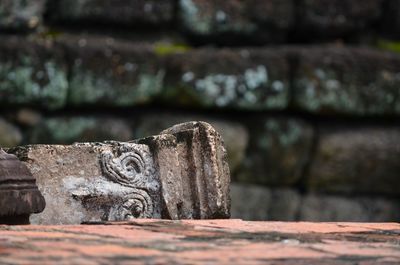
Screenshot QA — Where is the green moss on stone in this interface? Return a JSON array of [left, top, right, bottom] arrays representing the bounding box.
[[154, 43, 190, 56], [0, 59, 68, 109], [179, 65, 288, 110], [377, 39, 400, 54], [294, 67, 400, 115], [44, 118, 97, 143], [68, 68, 165, 106]]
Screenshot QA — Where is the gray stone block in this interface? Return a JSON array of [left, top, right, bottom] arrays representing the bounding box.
[[179, 0, 294, 44], [0, 0, 45, 31], [230, 183, 301, 221], [0, 37, 68, 110], [61, 36, 165, 107], [133, 113, 248, 174], [292, 47, 400, 115], [295, 0, 383, 40], [236, 117, 314, 186], [10, 122, 230, 224], [165, 48, 290, 110], [47, 0, 174, 25], [300, 194, 400, 222], [28, 116, 133, 144], [306, 125, 400, 195]]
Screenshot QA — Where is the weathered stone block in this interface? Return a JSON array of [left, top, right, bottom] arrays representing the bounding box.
[[0, 0, 44, 31], [10, 122, 230, 224], [47, 0, 174, 26], [0, 149, 45, 224], [133, 113, 248, 174], [0, 118, 22, 148], [179, 0, 294, 44], [28, 116, 133, 144], [231, 183, 400, 222], [300, 194, 400, 222], [230, 183, 300, 221], [295, 0, 383, 41], [62, 37, 165, 107], [306, 125, 400, 195], [292, 47, 400, 115], [0, 37, 68, 109], [236, 117, 314, 186], [165, 48, 290, 110]]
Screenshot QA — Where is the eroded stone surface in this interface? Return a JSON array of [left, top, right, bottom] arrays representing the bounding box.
[[292, 47, 400, 115], [236, 117, 314, 186], [179, 0, 294, 45], [0, 37, 68, 110], [10, 121, 230, 224], [165, 48, 290, 110], [307, 125, 400, 195]]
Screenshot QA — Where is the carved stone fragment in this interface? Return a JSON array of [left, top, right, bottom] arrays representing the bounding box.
[[0, 149, 45, 224], [9, 122, 230, 224]]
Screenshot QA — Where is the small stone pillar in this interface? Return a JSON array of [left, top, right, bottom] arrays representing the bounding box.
[[0, 149, 46, 224]]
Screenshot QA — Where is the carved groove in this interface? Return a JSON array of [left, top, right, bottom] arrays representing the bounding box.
[[108, 189, 153, 220], [100, 147, 154, 219]]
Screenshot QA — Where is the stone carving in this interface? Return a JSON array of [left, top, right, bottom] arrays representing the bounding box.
[[108, 190, 153, 220], [0, 149, 45, 224], [99, 145, 157, 219], [100, 145, 156, 188], [9, 121, 230, 224]]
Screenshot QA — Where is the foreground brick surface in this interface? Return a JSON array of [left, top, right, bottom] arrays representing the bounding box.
[[0, 220, 399, 264]]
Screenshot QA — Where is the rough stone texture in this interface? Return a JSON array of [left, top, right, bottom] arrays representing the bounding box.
[[10, 122, 230, 224], [165, 48, 289, 110], [0, 149, 45, 224], [48, 0, 174, 26], [307, 125, 400, 195], [0, 0, 44, 31], [294, 0, 383, 41], [28, 116, 133, 144], [0, 118, 22, 147], [134, 113, 248, 174], [0, 37, 68, 110], [141, 121, 230, 219], [231, 183, 400, 222], [292, 47, 400, 115], [300, 194, 400, 222], [0, 220, 399, 264], [236, 117, 314, 186], [179, 0, 294, 45], [230, 183, 300, 221], [61, 36, 165, 107]]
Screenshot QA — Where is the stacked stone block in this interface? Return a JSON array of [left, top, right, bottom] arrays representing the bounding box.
[[0, 0, 399, 221]]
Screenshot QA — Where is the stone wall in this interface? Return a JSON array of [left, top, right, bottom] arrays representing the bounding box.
[[1, 0, 399, 221]]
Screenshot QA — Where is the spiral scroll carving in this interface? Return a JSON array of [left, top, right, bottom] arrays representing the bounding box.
[[108, 189, 154, 220], [100, 145, 156, 219]]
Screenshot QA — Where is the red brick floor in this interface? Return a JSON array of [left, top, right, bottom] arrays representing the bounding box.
[[0, 219, 399, 264]]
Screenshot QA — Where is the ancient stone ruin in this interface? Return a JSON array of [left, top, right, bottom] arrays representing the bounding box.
[[8, 121, 230, 224], [0, 149, 45, 224]]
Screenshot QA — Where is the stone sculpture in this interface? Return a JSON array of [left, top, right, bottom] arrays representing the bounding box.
[[0, 149, 45, 224], [9, 122, 231, 224]]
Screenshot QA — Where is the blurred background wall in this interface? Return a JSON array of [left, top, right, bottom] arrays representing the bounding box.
[[0, 0, 399, 222]]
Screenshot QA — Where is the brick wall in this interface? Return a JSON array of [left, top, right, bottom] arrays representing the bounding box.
[[0, 0, 399, 221]]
